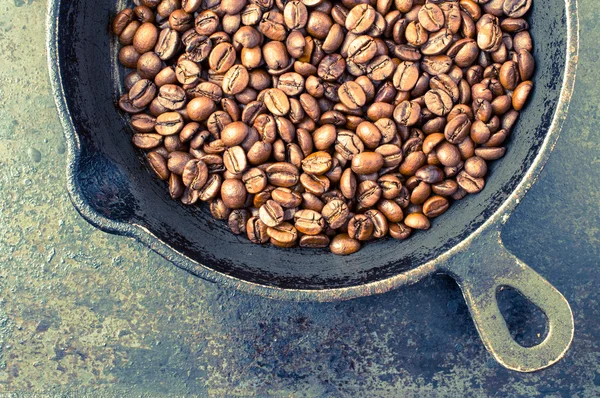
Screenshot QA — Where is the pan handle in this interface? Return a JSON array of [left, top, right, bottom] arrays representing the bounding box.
[[440, 226, 574, 372]]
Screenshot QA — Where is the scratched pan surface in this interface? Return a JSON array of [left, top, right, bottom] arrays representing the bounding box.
[[48, 0, 579, 372]]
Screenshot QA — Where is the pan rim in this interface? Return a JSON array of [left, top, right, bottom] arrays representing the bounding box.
[[46, 0, 580, 302]]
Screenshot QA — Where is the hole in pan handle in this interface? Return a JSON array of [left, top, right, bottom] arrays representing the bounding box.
[[439, 227, 574, 372]]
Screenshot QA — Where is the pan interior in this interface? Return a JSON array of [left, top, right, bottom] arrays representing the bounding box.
[[56, 0, 567, 289]]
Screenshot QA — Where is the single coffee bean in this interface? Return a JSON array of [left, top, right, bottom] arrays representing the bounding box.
[[155, 112, 184, 135], [351, 152, 384, 175], [221, 178, 247, 209], [267, 222, 298, 244], [422, 195, 449, 218], [393, 101, 421, 126], [186, 97, 217, 122], [356, 180, 382, 208], [418, 3, 445, 32], [259, 199, 285, 227], [147, 151, 170, 180], [389, 222, 412, 240], [133, 22, 159, 53], [346, 5, 376, 34], [182, 159, 209, 190], [228, 209, 250, 235], [170, 174, 186, 200], [266, 162, 300, 187], [456, 169, 485, 193], [347, 214, 374, 240], [247, 216, 269, 244], [210, 198, 231, 220], [444, 113, 471, 144], [263, 88, 291, 117], [294, 209, 325, 235], [222, 65, 250, 95], [299, 234, 330, 248], [321, 199, 349, 229], [512, 80, 533, 111], [301, 151, 332, 175], [404, 213, 430, 230], [330, 233, 360, 255]]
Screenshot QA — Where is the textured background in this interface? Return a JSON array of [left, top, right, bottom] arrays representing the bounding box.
[[0, 0, 599, 396]]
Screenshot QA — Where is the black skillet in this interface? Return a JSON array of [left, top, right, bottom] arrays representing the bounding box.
[[47, 0, 579, 372]]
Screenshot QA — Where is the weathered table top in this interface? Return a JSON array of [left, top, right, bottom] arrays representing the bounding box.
[[0, 0, 598, 396]]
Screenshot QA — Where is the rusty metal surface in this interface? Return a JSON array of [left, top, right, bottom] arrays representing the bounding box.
[[0, 0, 599, 395]]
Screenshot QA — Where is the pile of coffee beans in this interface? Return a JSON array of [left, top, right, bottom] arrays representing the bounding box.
[[113, 0, 535, 255]]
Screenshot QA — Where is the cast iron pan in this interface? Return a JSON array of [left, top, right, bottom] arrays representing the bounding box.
[[47, 0, 579, 372]]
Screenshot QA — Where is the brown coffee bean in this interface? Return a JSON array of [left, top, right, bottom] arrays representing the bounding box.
[[182, 159, 209, 190], [259, 199, 285, 227], [444, 113, 471, 144], [267, 222, 298, 244], [133, 22, 159, 53], [147, 151, 170, 180], [301, 151, 333, 175], [422, 195, 448, 218], [294, 209, 325, 235], [220, 178, 247, 209], [415, 165, 444, 184], [157, 84, 186, 110], [264, 88, 291, 117], [404, 213, 430, 230], [346, 214, 373, 240], [299, 234, 330, 248], [330, 233, 360, 255], [313, 124, 337, 150], [222, 65, 250, 95], [512, 80, 533, 111], [393, 61, 420, 92], [247, 216, 269, 244], [418, 3, 445, 32], [351, 152, 384, 175], [346, 5, 376, 34], [389, 222, 412, 240], [424, 89, 453, 116], [356, 180, 382, 208], [321, 199, 350, 229], [456, 170, 485, 193], [393, 101, 421, 126], [186, 97, 217, 122], [266, 162, 300, 187], [155, 112, 184, 135]]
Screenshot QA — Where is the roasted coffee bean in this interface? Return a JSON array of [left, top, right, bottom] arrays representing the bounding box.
[[404, 213, 430, 230], [389, 222, 412, 240], [221, 178, 247, 209], [394, 101, 421, 126], [418, 3, 445, 32], [186, 97, 217, 122], [299, 234, 330, 248], [155, 112, 184, 135], [356, 180, 382, 208], [259, 199, 285, 227], [182, 159, 209, 189], [321, 199, 349, 229], [351, 152, 384, 175], [347, 214, 373, 240], [330, 233, 360, 255], [294, 209, 325, 235], [266, 162, 300, 187], [346, 5, 376, 34], [338, 81, 367, 110], [512, 80, 533, 111], [247, 216, 269, 244], [267, 222, 298, 244]]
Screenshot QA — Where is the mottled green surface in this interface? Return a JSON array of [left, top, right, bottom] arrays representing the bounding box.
[[0, 0, 599, 395]]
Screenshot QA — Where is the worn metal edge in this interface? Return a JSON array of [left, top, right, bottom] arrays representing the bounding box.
[[46, 0, 579, 302]]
